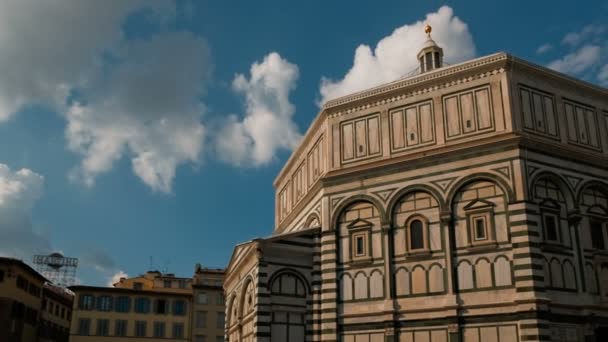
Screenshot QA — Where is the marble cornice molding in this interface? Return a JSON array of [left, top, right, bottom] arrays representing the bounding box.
[[323, 52, 509, 117]]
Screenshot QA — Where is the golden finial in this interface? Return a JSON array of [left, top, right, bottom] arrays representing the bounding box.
[[424, 23, 432, 37]]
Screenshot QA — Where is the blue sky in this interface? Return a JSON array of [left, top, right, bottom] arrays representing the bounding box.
[[0, 0, 606, 286]]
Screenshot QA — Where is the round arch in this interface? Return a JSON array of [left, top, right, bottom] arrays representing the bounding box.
[[304, 213, 321, 229], [446, 172, 515, 207], [528, 171, 576, 209], [386, 184, 447, 222], [576, 180, 608, 208], [237, 275, 255, 318], [266, 268, 311, 295], [331, 194, 387, 229]]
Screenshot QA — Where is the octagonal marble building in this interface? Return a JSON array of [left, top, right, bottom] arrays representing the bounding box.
[[224, 29, 608, 342]]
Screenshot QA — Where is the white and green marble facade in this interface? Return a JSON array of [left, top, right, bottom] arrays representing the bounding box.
[[224, 51, 608, 342]]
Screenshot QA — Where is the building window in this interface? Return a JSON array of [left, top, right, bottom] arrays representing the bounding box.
[[135, 321, 147, 337], [350, 230, 369, 259], [24, 307, 38, 326], [77, 318, 90, 335], [133, 282, 143, 290], [178, 279, 187, 288], [173, 299, 186, 316], [164, 280, 172, 288], [96, 319, 109, 336], [97, 296, 112, 311], [217, 294, 225, 305], [466, 208, 494, 246], [115, 320, 127, 336], [354, 234, 365, 256], [216, 312, 225, 329], [409, 219, 425, 250], [155, 299, 168, 314], [80, 295, 94, 310], [173, 323, 184, 338], [473, 216, 488, 240], [543, 212, 560, 242], [134, 297, 150, 313], [16, 276, 29, 290], [153, 322, 166, 337], [61, 307, 65, 318], [591, 219, 606, 250], [216, 336, 225, 342], [28, 283, 41, 297], [115, 296, 131, 313], [0, 269, 4, 282], [196, 311, 207, 328], [195, 335, 207, 342], [425, 52, 433, 71], [197, 292, 208, 304]]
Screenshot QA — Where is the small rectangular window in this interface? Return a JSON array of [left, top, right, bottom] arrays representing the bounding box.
[[96, 319, 109, 336], [0, 269, 4, 282], [474, 217, 487, 240], [197, 292, 208, 304], [196, 310, 207, 328], [135, 321, 147, 337], [544, 214, 559, 242], [409, 219, 425, 250], [155, 299, 168, 314], [173, 300, 186, 316], [590, 220, 605, 250], [133, 282, 143, 290], [115, 320, 128, 336], [164, 280, 172, 288], [77, 318, 90, 336], [153, 322, 166, 338], [173, 323, 184, 338], [355, 236, 365, 256], [216, 312, 225, 329]]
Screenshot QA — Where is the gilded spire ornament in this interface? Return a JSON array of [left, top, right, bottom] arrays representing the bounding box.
[[424, 23, 432, 38]]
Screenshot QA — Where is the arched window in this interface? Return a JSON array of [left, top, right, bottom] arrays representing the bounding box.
[[271, 273, 306, 297], [579, 186, 608, 251], [534, 178, 567, 244], [410, 220, 424, 250]]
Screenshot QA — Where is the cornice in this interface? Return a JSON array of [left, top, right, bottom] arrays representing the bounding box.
[[323, 52, 509, 114], [507, 55, 608, 98]]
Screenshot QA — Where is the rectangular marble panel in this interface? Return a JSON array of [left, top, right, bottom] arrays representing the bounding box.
[[419, 103, 434, 143], [532, 92, 545, 133], [391, 110, 405, 149], [544, 96, 557, 136], [355, 119, 367, 157], [342, 123, 354, 160], [368, 116, 380, 154], [460, 92, 475, 133], [445, 96, 460, 137], [475, 88, 492, 130], [406, 107, 419, 146], [521, 89, 534, 129]]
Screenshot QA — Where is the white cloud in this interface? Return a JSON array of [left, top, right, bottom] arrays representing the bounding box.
[[547, 45, 601, 75], [0, 164, 50, 259], [107, 270, 128, 287], [0, 0, 171, 122], [0, 1, 211, 193], [66, 32, 210, 193], [536, 43, 553, 54], [215, 52, 301, 166], [562, 24, 605, 47], [319, 6, 475, 104]]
